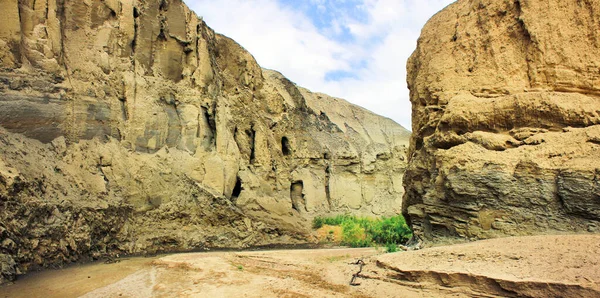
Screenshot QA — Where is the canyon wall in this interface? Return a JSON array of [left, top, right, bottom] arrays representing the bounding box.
[[0, 0, 410, 283], [404, 0, 600, 240]]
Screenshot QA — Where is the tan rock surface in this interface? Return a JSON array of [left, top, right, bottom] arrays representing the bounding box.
[[403, 0, 600, 240], [0, 0, 410, 283]]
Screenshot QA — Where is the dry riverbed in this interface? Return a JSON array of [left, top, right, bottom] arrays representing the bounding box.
[[1, 235, 599, 297]]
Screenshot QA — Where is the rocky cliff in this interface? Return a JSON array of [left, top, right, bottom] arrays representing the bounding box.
[[0, 0, 410, 283], [404, 0, 600, 240]]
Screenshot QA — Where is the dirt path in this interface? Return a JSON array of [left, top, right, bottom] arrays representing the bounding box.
[[1, 235, 599, 297]]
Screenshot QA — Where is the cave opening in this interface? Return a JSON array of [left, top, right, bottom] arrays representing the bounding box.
[[290, 180, 305, 212], [281, 136, 291, 156], [232, 176, 242, 199]]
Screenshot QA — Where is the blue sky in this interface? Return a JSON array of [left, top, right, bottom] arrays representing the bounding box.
[[186, 0, 455, 130], [280, 0, 368, 43]]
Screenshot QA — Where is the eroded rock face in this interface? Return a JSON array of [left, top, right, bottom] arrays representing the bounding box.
[[404, 0, 600, 240], [0, 0, 410, 283]]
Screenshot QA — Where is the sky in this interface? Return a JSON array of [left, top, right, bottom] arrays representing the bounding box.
[[185, 0, 455, 130]]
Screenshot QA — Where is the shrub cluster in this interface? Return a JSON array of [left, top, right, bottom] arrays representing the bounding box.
[[313, 214, 412, 249]]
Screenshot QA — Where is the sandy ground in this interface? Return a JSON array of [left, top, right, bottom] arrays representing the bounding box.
[[0, 248, 465, 298], [374, 234, 600, 297], [1, 235, 599, 297]]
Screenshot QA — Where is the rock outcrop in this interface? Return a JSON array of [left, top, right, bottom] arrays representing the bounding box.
[[404, 0, 600, 240], [372, 235, 600, 297], [0, 0, 410, 283]]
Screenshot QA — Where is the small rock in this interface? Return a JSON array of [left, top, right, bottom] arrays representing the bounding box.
[[9, 78, 23, 90], [1, 239, 16, 250], [0, 254, 17, 284]]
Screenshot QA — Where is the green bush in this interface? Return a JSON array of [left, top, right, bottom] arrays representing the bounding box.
[[341, 220, 371, 247], [313, 214, 358, 229], [313, 217, 325, 229], [367, 215, 412, 245], [313, 214, 412, 248], [385, 243, 398, 253]]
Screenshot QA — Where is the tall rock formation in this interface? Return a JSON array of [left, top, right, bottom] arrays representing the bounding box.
[[404, 0, 600, 240], [0, 0, 410, 283]]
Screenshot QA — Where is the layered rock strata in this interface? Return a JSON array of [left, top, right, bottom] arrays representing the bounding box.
[[0, 0, 410, 283], [404, 0, 600, 240]]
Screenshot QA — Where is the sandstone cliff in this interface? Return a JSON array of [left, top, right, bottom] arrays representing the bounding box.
[[0, 0, 410, 283], [404, 0, 600, 240]]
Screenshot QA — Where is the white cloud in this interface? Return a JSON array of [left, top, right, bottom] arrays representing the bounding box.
[[185, 0, 455, 130]]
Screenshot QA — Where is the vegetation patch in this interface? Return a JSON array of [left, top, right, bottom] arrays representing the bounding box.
[[315, 224, 343, 243], [312, 214, 412, 248]]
